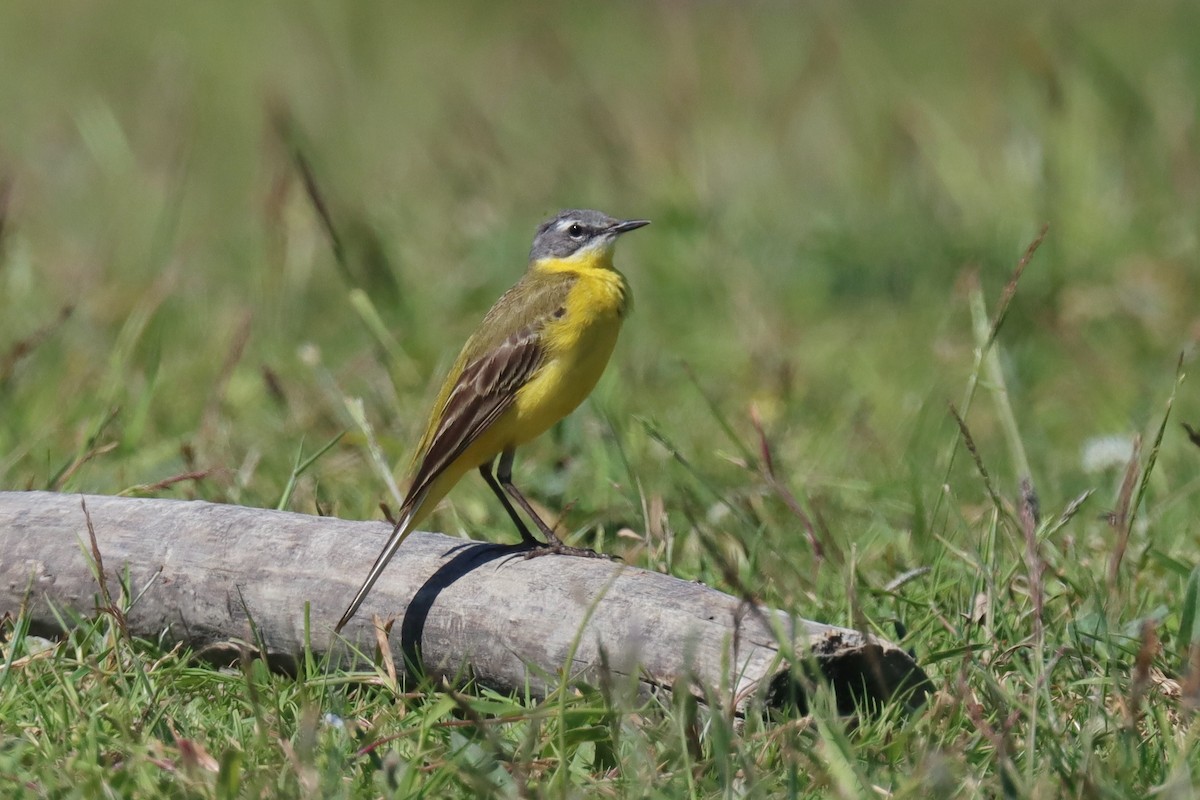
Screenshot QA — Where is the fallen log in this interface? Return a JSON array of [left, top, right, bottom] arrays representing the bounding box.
[[0, 491, 930, 714]]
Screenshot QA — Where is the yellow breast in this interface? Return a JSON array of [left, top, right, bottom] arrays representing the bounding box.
[[509, 260, 629, 446]]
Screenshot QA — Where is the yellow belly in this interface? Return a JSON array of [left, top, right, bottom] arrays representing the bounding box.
[[509, 314, 621, 443]]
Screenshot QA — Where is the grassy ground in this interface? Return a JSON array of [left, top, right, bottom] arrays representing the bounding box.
[[3, 1, 1200, 796]]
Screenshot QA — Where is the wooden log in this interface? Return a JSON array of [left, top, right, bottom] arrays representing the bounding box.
[[0, 491, 929, 714]]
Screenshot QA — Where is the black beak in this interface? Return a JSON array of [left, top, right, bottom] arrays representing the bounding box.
[[611, 218, 650, 234]]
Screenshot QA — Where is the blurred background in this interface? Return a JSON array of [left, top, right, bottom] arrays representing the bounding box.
[[1, 1, 1198, 599]]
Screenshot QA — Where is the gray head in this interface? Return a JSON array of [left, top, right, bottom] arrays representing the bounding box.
[[528, 209, 649, 263]]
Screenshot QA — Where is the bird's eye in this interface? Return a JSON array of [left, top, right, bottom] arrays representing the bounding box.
[[567, 223, 585, 238]]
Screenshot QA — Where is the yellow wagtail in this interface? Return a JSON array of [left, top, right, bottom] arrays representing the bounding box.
[[335, 209, 649, 631]]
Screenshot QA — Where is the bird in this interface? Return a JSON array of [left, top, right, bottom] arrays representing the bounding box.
[[335, 209, 649, 632]]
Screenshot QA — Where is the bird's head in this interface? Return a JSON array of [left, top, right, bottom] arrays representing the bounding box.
[[528, 209, 649, 267]]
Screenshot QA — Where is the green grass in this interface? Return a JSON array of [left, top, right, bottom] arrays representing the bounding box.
[[3, 0, 1200, 796]]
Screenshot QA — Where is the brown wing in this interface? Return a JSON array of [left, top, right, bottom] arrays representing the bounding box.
[[404, 323, 544, 503]]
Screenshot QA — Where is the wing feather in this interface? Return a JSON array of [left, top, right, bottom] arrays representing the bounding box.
[[404, 324, 541, 500]]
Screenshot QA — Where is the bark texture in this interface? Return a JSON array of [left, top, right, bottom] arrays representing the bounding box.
[[0, 491, 930, 714]]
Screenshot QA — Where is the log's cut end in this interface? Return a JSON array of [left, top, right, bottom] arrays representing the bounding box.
[[0, 492, 932, 718], [764, 629, 932, 715]]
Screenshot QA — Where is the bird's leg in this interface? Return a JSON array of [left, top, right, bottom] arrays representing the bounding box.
[[479, 458, 540, 546], [495, 449, 611, 560], [494, 449, 563, 545]]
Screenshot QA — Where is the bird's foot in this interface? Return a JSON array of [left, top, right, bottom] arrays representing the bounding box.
[[522, 542, 618, 561]]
